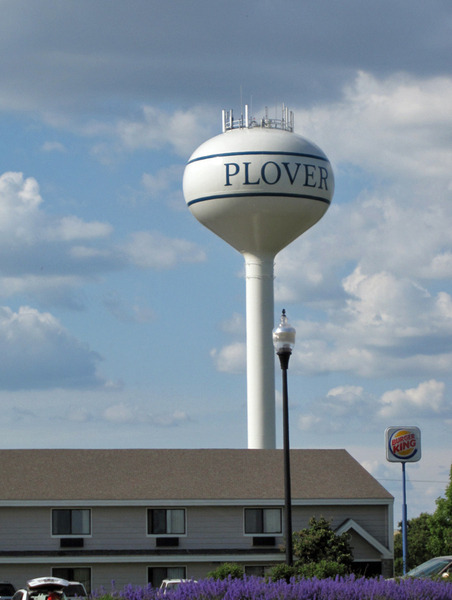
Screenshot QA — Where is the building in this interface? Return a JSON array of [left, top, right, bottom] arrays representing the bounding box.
[[0, 449, 393, 590]]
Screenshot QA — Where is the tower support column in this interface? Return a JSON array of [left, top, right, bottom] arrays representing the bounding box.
[[244, 253, 276, 449]]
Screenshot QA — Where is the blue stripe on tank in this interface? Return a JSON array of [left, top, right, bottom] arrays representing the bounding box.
[[187, 150, 329, 164], [187, 192, 331, 207]]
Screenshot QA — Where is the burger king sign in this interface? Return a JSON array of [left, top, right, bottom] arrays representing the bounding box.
[[385, 426, 421, 463]]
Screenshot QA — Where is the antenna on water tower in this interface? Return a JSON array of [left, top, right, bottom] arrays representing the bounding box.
[[183, 105, 334, 449]]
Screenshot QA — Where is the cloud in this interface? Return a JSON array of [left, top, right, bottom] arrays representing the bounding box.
[[122, 231, 206, 269], [103, 290, 155, 323], [115, 105, 217, 157], [294, 71, 452, 181], [219, 312, 246, 336], [210, 342, 246, 373], [41, 141, 66, 153], [288, 265, 452, 379], [46, 215, 112, 242], [0, 172, 208, 309], [0, 171, 113, 261], [103, 402, 138, 424], [298, 385, 374, 433], [269, 73, 452, 382], [0, 1, 450, 120], [103, 403, 190, 427], [141, 165, 184, 199], [297, 379, 451, 437], [378, 379, 448, 419], [0, 305, 103, 390]]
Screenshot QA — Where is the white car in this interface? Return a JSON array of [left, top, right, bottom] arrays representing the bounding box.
[[64, 583, 87, 600], [159, 580, 195, 594], [12, 577, 69, 600]]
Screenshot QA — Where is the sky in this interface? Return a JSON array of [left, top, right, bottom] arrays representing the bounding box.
[[0, 0, 451, 527]]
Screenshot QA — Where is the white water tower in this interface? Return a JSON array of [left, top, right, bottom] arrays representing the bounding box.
[[183, 106, 334, 449]]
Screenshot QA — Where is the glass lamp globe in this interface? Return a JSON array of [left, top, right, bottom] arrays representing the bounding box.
[[272, 309, 296, 355]]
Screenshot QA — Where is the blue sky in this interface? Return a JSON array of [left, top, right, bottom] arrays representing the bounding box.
[[1, 0, 451, 526]]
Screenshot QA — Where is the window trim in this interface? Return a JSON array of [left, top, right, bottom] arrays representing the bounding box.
[[51, 508, 92, 538], [146, 507, 187, 537], [243, 507, 282, 536]]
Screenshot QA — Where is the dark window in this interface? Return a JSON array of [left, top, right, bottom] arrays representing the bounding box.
[[148, 566, 186, 587], [147, 509, 185, 535], [52, 509, 90, 535], [244, 508, 281, 534], [245, 565, 266, 577], [0, 585, 15, 596], [52, 567, 91, 593]]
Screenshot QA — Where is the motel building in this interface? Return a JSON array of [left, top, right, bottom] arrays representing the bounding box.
[[0, 448, 393, 591]]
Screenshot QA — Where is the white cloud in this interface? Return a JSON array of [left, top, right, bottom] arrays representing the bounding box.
[[210, 342, 246, 373], [103, 402, 137, 424], [0, 172, 113, 246], [0, 305, 103, 390], [294, 71, 452, 181], [298, 414, 321, 431], [141, 165, 184, 199], [378, 379, 448, 419], [290, 266, 452, 378], [41, 141, 66, 153], [219, 312, 246, 336], [46, 215, 112, 242], [103, 403, 190, 428], [103, 290, 155, 323], [122, 230, 206, 269], [0, 172, 43, 242], [115, 105, 217, 157]]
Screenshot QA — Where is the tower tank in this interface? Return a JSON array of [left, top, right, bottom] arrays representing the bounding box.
[[183, 106, 334, 449]]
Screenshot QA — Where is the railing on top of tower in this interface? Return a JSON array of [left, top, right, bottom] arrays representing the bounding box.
[[222, 104, 294, 133]]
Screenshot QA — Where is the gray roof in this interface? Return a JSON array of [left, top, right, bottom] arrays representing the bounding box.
[[0, 449, 392, 502]]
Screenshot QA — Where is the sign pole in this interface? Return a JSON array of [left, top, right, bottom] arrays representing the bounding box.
[[402, 461, 408, 575], [385, 426, 421, 577]]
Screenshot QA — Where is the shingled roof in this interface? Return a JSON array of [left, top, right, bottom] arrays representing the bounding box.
[[0, 449, 392, 502]]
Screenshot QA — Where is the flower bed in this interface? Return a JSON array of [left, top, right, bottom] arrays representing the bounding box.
[[99, 575, 452, 600]]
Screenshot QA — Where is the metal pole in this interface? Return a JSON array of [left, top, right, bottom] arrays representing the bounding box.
[[279, 350, 293, 566], [402, 462, 408, 575]]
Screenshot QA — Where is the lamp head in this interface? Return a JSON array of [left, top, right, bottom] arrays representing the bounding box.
[[273, 309, 296, 355]]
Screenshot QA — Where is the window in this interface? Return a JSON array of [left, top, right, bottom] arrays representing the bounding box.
[[245, 565, 266, 577], [52, 509, 91, 536], [147, 509, 185, 535], [244, 508, 281, 534], [148, 566, 186, 587], [52, 568, 91, 594]]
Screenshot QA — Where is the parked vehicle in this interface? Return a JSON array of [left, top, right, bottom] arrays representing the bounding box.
[[12, 577, 69, 600], [0, 583, 15, 600], [405, 556, 452, 579], [159, 580, 195, 594], [64, 583, 87, 600]]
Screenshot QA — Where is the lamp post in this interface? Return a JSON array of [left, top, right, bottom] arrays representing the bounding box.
[[273, 309, 296, 566]]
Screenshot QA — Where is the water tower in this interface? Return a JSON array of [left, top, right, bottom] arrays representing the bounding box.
[[183, 106, 334, 449]]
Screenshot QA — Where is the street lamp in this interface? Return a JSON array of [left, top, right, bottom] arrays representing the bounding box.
[[273, 309, 296, 566]]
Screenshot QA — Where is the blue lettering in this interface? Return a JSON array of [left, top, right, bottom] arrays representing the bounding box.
[[304, 164, 316, 187], [243, 162, 260, 185], [261, 161, 281, 185], [318, 166, 328, 190], [225, 163, 239, 186], [224, 160, 329, 189], [281, 162, 301, 185]]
